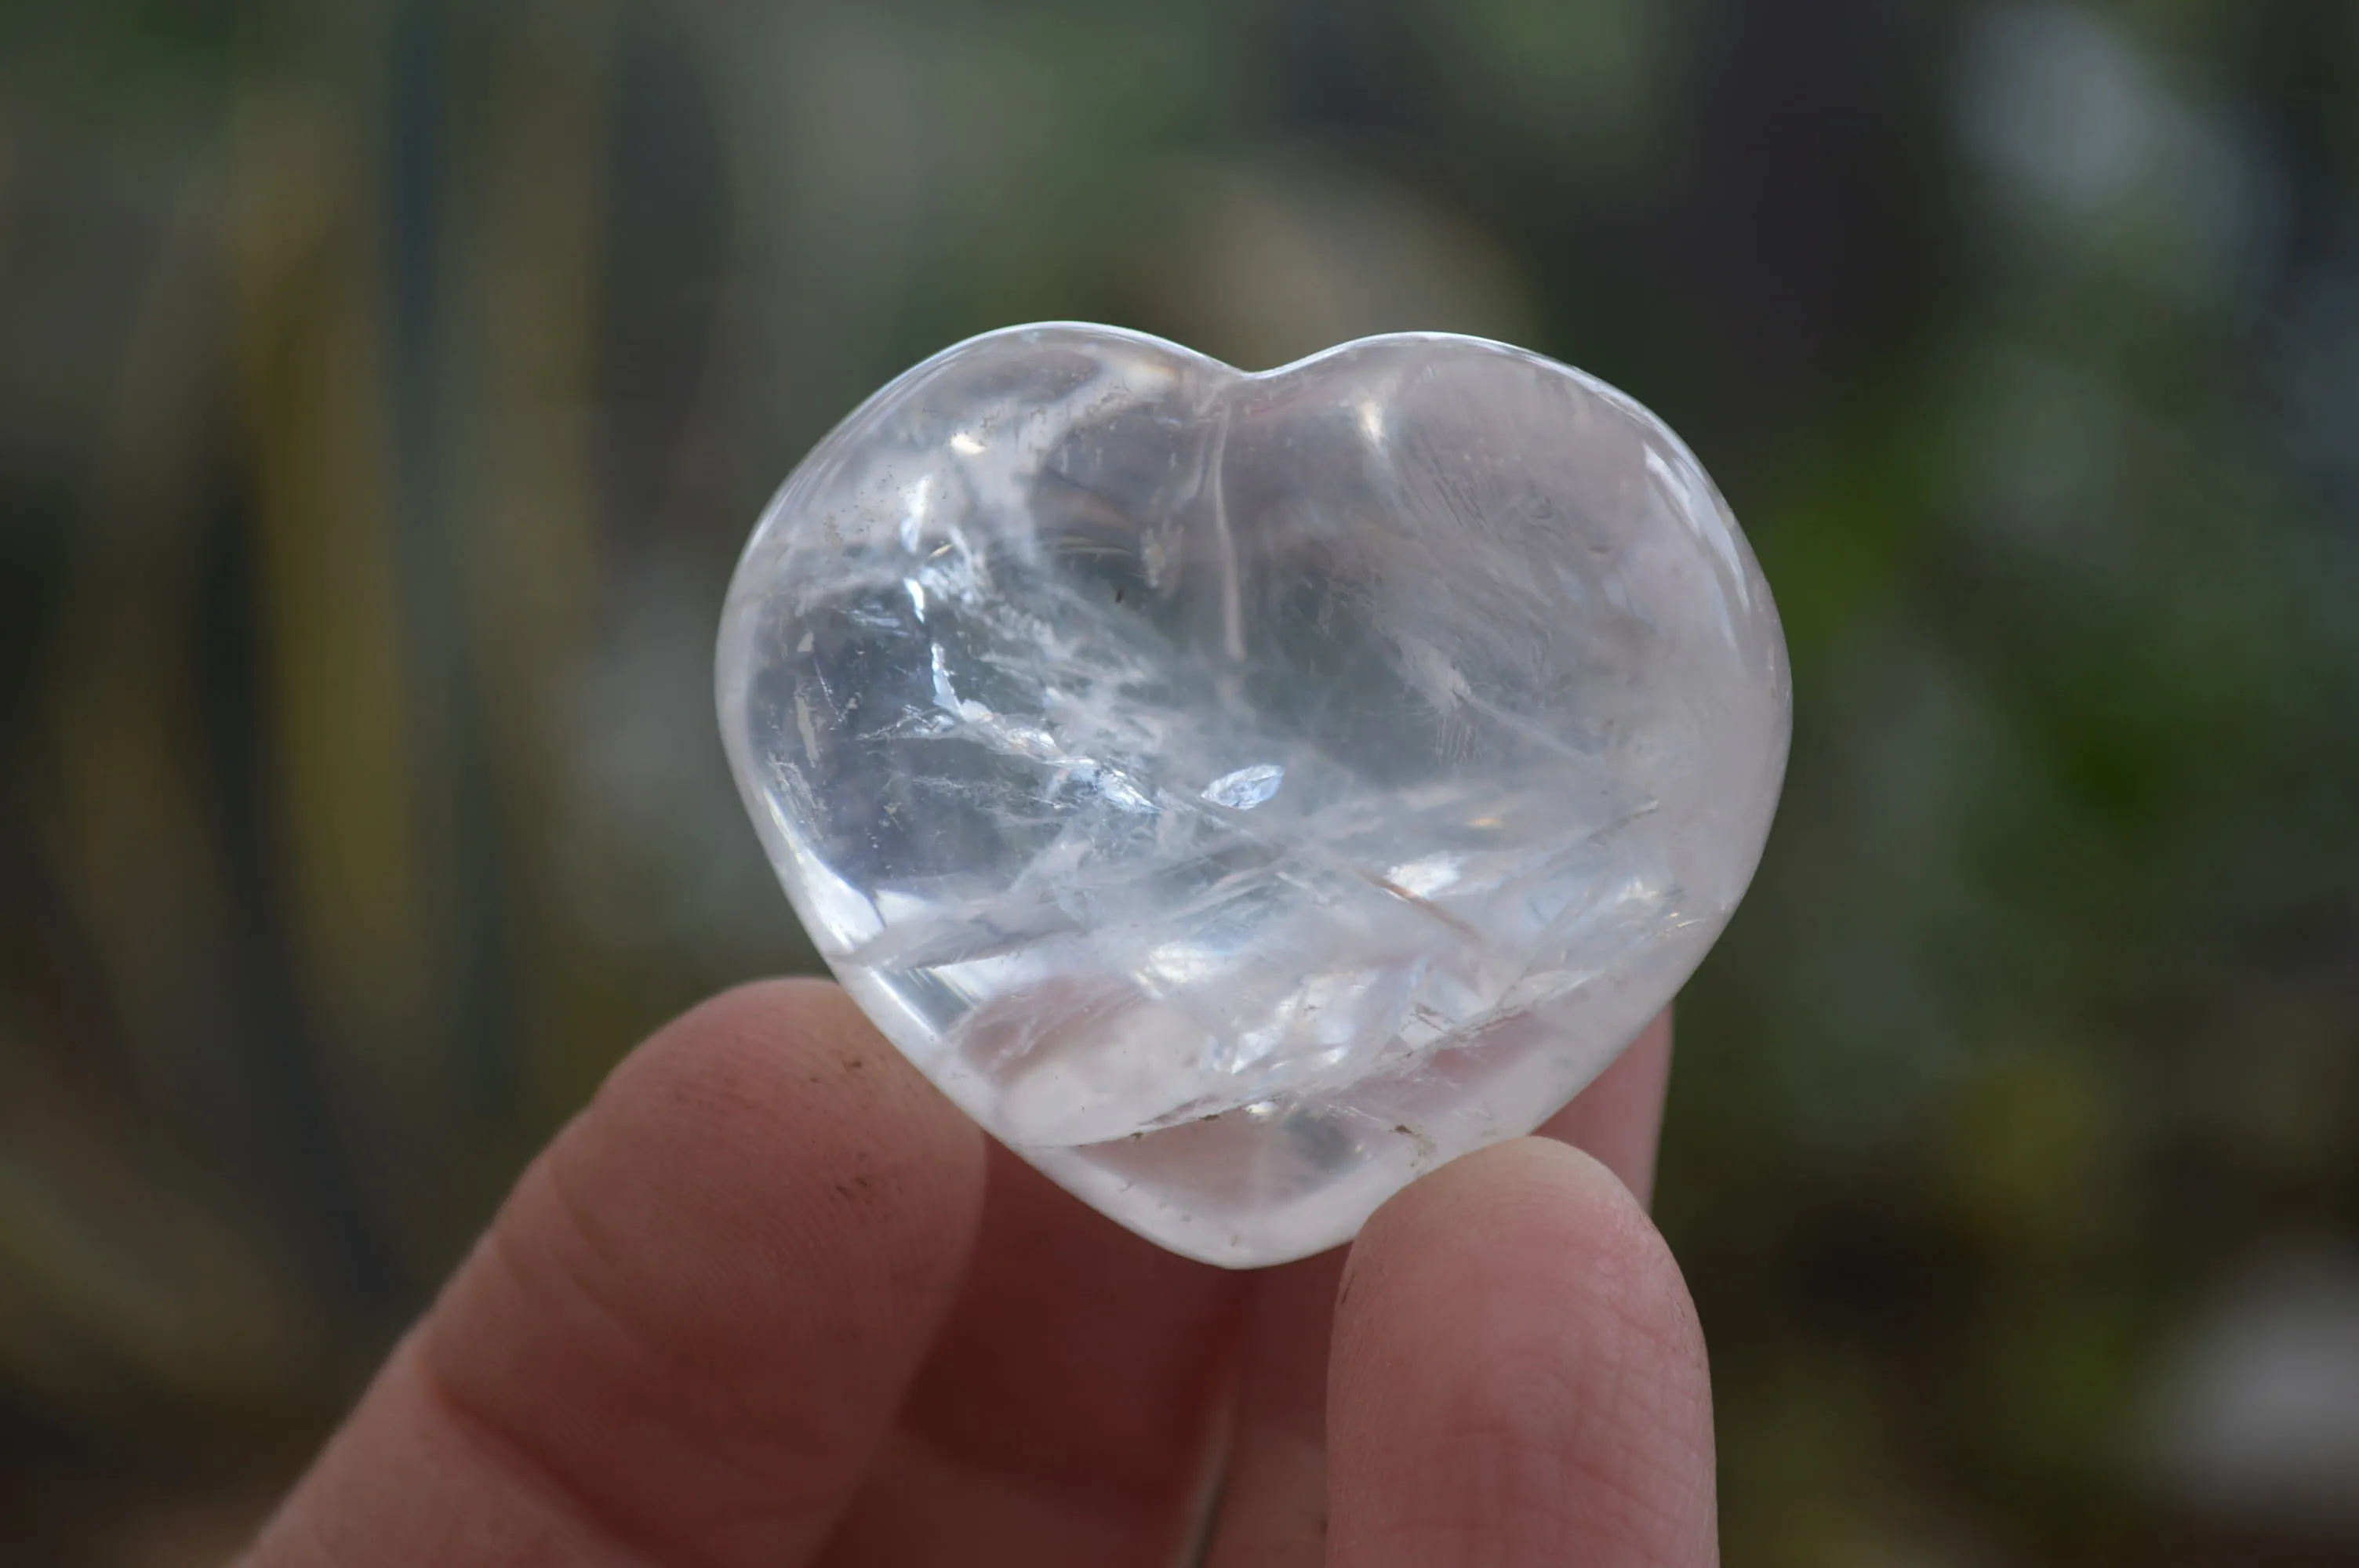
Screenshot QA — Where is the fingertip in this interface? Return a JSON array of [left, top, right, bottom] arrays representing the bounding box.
[[1329, 1138, 1717, 1568]]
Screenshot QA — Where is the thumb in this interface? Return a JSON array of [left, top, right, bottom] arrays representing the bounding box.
[[1327, 1137, 1718, 1567]]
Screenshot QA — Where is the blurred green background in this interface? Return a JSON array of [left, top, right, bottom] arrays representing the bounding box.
[[5, 1, 2357, 1563]]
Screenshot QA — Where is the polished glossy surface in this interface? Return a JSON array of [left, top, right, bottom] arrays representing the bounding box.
[[718, 324, 1788, 1265]]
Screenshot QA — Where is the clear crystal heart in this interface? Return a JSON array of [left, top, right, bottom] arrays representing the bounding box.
[[718, 325, 1789, 1266]]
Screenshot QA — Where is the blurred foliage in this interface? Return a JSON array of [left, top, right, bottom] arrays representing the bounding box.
[[3, 1, 2357, 1563]]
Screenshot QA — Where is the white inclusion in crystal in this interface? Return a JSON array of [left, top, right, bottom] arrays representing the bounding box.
[[1202, 763, 1285, 809], [950, 430, 986, 456], [1142, 936, 1227, 993], [918, 524, 988, 609], [871, 887, 936, 927], [1092, 768, 1158, 814], [1222, 968, 1393, 1076], [1384, 851, 1463, 898], [794, 689, 821, 762], [898, 473, 936, 552], [906, 577, 928, 619], [929, 643, 987, 722], [1396, 633, 1472, 713]]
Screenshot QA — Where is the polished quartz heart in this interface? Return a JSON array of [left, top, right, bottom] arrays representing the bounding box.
[[718, 325, 1788, 1266]]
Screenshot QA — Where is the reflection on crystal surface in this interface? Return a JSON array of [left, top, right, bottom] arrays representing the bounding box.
[[718, 324, 1789, 1265]]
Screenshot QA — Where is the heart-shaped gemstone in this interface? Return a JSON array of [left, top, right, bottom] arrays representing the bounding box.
[[718, 325, 1788, 1266]]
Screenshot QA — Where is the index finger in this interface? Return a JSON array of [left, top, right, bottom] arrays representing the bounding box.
[[243, 979, 985, 1568]]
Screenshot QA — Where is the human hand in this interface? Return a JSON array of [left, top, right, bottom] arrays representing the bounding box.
[[242, 981, 1714, 1566]]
